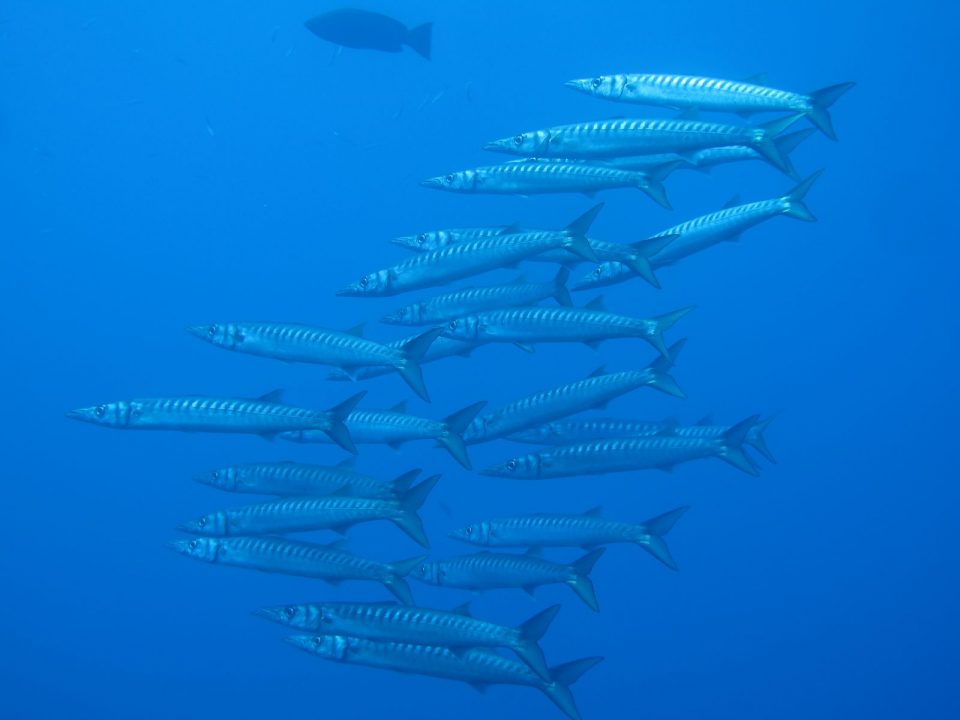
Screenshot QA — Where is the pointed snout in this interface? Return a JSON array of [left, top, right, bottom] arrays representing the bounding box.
[[65, 407, 96, 423], [336, 282, 364, 297], [185, 325, 209, 340], [419, 176, 445, 189], [564, 78, 591, 92], [391, 235, 419, 249], [166, 539, 192, 554], [283, 635, 315, 651], [483, 138, 511, 153], [252, 607, 284, 624]]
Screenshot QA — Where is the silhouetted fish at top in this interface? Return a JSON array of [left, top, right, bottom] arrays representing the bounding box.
[[305, 9, 432, 60]]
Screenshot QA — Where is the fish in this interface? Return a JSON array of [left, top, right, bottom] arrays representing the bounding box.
[[450, 506, 689, 570], [304, 9, 432, 60], [279, 400, 487, 470], [381, 267, 573, 326], [193, 460, 422, 499], [421, 158, 674, 208], [185, 322, 442, 403], [167, 536, 424, 605], [484, 115, 803, 176], [393, 225, 528, 252], [463, 339, 686, 445], [256, 601, 560, 682], [575, 170, 823, 291], [66, 389, 365, 453], [507, 415, 777, 463], [481, 415, 762, 479], [336, 205, 601, 297], [442, 297, 694, 359], [565, 73, 855, 140], [327, 334, 479, 382], [412, 548, 606, 611], [285, 635, 601, 720], [684, 128, 816, 180], [178, 475, 440, 548]]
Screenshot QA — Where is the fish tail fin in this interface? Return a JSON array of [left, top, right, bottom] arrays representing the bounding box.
[[541, 657, 604, 720], [637, 505, 690, 570], [624, 232, 678, 289], [405, 22, 432, 60], [396, 327, 443, 402], [512, 604, 561, 681], [773, 128, 816, 180], [637, 175, 672, 210], [323, 391, 366, 455], [754, 113, 804, 175], [807, 82, 855, 140], [553, 267, 573, 306], [567, 548, 605, 611], [438, 401, 487, 469], [781, 169, 824, 222], [646, 306, 695, 359], [384, 555, 428, 605], [645, 338, 686, 398], [392, 474, 441, 548], [389, 468, 422, 494], [562, 203, 602, 262], [749, 416, 778, 464], [719, 415, 762, 476]]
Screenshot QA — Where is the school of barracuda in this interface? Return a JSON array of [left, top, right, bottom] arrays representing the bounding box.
[[67, 68, 852, 719]]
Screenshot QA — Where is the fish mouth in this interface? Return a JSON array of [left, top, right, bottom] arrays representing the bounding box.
[[65, 407, 96, 423], [252, 607, 284, 623], [483, 138, 511, 153], [391, 236, 420, 249], [336, 282, 365, 297], [477, 465, 507, 477], [419, 176, 445, 189], [166, 539, 192, 554], [175, 522, 201, 534], [380, 312, 407, 325], [184, 325, 209, 339], [564, 78, 586, 90], [283, 635, 316, 651]]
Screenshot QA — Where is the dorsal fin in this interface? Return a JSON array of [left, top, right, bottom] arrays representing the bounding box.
[[500, 223, 524, 235], [659, 417, 681, 435], [335, 458, 356, 470], [676, 108, 700, 121], [525, 546, 542, 557], [323, 539, 350, 552], [582, 506, 604, 517], [256, 389, 284, 404], [584, 295, 606, 311], [510, 273, 528, 285], [721, 194, 742, 210], [588, 366, 606, 379], [389, 400, 409, 414], [743, 72, 768, 85], [345, 323, 365, 337], [696, 413, 715, 426], [450, 602, 472, 617]]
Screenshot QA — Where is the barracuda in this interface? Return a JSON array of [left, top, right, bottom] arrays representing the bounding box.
[[463, 339, 685, 445], [565, 73, 855, 140], [66, 389, 365, 453], [193, 460, 421, 499], [482, 415, 762, 479], [186, 322, 442, 402], [575, 170, 822, 291], [485, 115, 803, 176], [393, 225, 527, 252], [442, 299, 693, 359], [337, 205, 601, 298], [412, 548, 606, 611], [285, 635, 601, 720], [179, 475, 440, 547], [167, 536, 424, 605], [451, 506, 688, 570], [421, 158, 673, 208], [327, 334, 479, 382], [256, 601, 560, 681], [279, 400, 487, 470], [382, 268, 572, 326], [507, 414, 776, 463]]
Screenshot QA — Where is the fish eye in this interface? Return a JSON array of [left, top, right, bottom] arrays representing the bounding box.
[[359, 276, 369, 287], [514, 134, 525, 146], [198, 517, 206, 528], [285, 606, 297, 618], [419, 564, 428, 575], [417, 234, 426, 244], [592, 77, 602, 89], [445, 174, 455, 184], [507, 460, 517, 471], [465, 526, 473, 535], [447, 320, 457, 330], [312, 637, 322, 647], [188, 540, 198, 550], [95, 405, 106, 418], [211, 471, 219, 480], [208, 324, 217, 337], [594, 267, 603, 277]]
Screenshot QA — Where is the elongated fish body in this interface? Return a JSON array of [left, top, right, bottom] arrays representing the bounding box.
[[194, 461, 413, 499], [421, 159, 670, 208], [464, 343, 684, 445], [450, 506, 689, 571], [484, 416, 762, 479], [167, 536, 424, 604], [382, 270, 571, 326], [575, 171, 823, 291], [285, 636, 602, 720], [393, 226, 524, 252], [565, 74, 855, 139], [328, 335, 478, 382], [258, 601, 560, 681], [443, 305, 692, 358]]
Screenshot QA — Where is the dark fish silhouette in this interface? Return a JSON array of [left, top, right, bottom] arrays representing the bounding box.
[[305, 9, 432, 60]]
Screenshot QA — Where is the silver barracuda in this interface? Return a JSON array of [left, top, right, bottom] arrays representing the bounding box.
[[451, 506, 688, 570], [685, 128, 815, 179], [382, 268, 573, 326], [421, 158, 673, 208], [186, 322, 442, 402], [193, 460, 422, 499], [412, 548, 606, 611], [565, 73, 855, 140], [256, 601, 560, 681], [337, 206, 601, 298], [463, 340, 686, 445], [279, 400, 487, 470], [178, 475, 440, 548], [328, 333, 480, 382], [167, 536, 424, 605], [393, 225, 528, 252], [441, 298, 693, 359], [285, 635, 601, 720], [575, 170, 823, 291], [484, 115, 803, 176], [482, 415, 762, 479], [507, 414, 776, 463], [66, 389, 365, 453]]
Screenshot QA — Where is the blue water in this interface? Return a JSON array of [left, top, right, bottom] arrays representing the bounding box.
[[3, 1, 957, 718]]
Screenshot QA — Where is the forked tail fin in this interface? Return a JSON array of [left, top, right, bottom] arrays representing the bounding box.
[[807, 82, 856, 140], [566, 548, 606, 611], [384, 555, 428, 605], [404, 22, 433, 60], [540, 656, 604, 720], [781, 169, 824, 222], [645, 338, 687, 399], [718, 416, 762, 476], [392, 475, 441, 548], [323, 391, 366, 454], [512, 604, 561, 682], [396, 327, 444, 402], [637, 505, 690, 570], [753, 113, 804, 176], [644, 306, 695, 359], [438, 401, 487, 469]]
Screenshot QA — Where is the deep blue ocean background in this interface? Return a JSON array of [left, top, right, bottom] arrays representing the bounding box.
[[3, 1, 957, 718]]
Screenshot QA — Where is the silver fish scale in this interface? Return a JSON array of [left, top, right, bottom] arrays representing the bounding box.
[[242, 323, 400, 360], [397, 232, 563, 272], [619, 74, 807, 109], [479, 306, 641, 332], [332, 604, 513, 642], [443, 552, 569, 582], [218, 537, 387, 577], [561, 117, 750, 138], [486, 160, 641, 182]]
